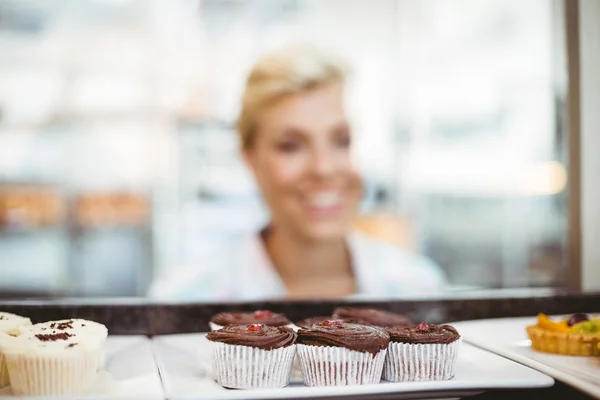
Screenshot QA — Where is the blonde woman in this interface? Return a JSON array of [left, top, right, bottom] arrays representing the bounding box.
[[151, 46, 446, 301]]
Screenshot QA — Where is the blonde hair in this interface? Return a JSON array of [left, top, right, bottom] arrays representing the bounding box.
[[237, 45, 348, 149]]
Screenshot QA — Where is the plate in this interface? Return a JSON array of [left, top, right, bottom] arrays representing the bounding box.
[[0, 336, 163, 400], [152, 333, 553, 400], [453, 316, 600, 399]]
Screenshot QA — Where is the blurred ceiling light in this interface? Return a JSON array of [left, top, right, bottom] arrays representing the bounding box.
[[518, 161, 567, 196]]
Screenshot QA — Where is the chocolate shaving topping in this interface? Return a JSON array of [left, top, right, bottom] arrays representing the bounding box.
[[50, 320, 74, 330], [67, 343, 78, 348], [35, 332, 73, 342], [0, 316, 5, 320]]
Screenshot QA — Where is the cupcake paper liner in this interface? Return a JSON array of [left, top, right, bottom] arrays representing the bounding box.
[[0, 353, 8, 389], [383, 339, 460, 382], [296, 344, 387, 386], [290, 354, 303, 380], [3, 348, 102, 396], [526, 325, 600, 356], [211, 342, 296, 389]]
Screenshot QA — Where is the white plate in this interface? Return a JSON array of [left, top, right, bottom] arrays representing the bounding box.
[[0, 336, 163, 400], [152, 333, 553, 400], [453, 316, 600, 399]]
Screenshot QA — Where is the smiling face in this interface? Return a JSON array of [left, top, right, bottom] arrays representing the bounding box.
[[244, 83, 361, 242]]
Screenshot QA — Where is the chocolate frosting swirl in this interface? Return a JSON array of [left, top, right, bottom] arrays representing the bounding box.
[[210, 311, 290, 327], [386, 323, 460, 344], [206, 325, 297, 350], [333, 307, 412, 327], [297, 321, 389, 355], [296, 315, 382, 328], [295, 316, 331, 329]]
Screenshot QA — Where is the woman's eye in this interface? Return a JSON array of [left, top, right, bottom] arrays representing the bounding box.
[[336, 134, 351, 148], [277, 141, 301, 152]]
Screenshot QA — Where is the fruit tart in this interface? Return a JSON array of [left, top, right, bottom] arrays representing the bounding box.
[[526, 313, 600, 356]]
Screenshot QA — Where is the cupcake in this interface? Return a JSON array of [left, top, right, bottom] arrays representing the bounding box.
[[332, 307, 412, 327], [383, 322, 460, 382], [0, 321, 105, 396], [296, 320, 389, 386], [206, 324, 297, 389], [526, 313, 600, 356], [209, 310, 291, 331], [0, 312, 32, 388]]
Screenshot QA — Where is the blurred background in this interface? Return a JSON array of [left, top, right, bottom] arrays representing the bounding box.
[[0, 0, 568, 297]]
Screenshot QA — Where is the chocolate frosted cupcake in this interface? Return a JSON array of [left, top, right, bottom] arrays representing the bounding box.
[[296, 320, 389, 386], [333, 307, 412, 327], [383, 322, 460, 382], [209, 310, 291, 331], [207, 324, 297, 389]]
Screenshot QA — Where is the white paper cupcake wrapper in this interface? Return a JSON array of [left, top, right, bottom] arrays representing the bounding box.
[[4, 349, 102, 396], [0, 353, 8, 389], [296, 344, 387, 386], [383, 339, 461, 382], [290, 354, 303, 380], [211, 342, 296, 389]]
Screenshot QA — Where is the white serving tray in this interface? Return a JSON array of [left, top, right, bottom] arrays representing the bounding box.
[[152, 333, 553, 400], [0, 336, 163, 400], [453, 316, 600, 399]]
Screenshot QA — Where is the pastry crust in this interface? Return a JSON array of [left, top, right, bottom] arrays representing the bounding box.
[[526, 325, 600, 356]]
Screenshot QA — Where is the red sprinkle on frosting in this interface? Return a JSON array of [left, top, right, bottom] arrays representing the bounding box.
[[248, 324, 263, 332], [416, 322, 429, 331]]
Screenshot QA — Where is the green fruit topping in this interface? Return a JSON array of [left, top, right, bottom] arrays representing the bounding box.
[[571, 318, 600, 334]]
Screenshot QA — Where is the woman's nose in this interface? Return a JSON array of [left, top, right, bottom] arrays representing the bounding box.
[[309, 148, 336, 178]]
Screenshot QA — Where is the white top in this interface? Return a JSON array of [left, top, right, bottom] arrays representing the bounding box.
[[22, 319, 108, 343], [0, 320, 105, 355], [151, 232, 446, 301]]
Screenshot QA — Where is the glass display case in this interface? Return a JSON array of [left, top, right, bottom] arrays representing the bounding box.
[[0, 0, 568, 296]]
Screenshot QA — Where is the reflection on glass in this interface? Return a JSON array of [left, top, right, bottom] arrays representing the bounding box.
[[0, 0, 567, 299]]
